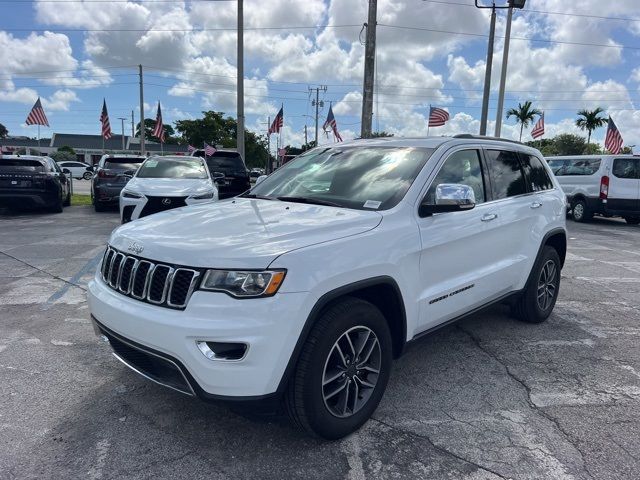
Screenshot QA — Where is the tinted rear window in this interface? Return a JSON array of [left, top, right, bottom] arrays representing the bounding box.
[[522, 155, 554, 191], [0, 159, 45, 172], [551, 158, 601, 176], [206, 154, 246, 174], [485, 150, 527, 199], [612, 158, 639, 179], [104, 157, 145, 170]]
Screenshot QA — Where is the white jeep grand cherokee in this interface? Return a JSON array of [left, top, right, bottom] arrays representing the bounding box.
[[88, 136, 567, 439]]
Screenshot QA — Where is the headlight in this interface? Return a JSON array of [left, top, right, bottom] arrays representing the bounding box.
[[200, 269, 286, 298], [192, 191, 214, 200], [122, 190, 142, 199]]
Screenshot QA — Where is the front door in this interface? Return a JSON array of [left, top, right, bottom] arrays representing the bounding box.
[[416, 148, 509, 331], [608, 158, 640, 214]]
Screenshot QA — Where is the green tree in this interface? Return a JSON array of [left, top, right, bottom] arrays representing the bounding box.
[[575, 107, 607, 146], [506, 101, 542, 142], [583, 142, 603, 154], [0, 123, 8, 138], [370, 131, 394, 138], [57, 145, 76, 155], [174, 111, 270, 169], [51, 151, 77, 163], [552, 134, 588, 156], [136, 118, 178, 144]]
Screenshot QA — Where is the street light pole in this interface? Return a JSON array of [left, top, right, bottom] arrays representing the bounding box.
[[494, 5, 513, 138], [118, 117, 126, 150], [479, 2, 496, 136]]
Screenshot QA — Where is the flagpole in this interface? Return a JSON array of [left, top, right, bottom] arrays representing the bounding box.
[[427, 104, 431, 137], [37, 125, 41, 150]]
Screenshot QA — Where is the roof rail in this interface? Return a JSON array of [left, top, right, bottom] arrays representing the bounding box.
[[453, 134, 525, 146]]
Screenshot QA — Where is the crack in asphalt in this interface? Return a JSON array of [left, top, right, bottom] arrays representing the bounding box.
[[457, 324, 596, 480], [0, 249, 88, 292], [370, 417, 507, 479]]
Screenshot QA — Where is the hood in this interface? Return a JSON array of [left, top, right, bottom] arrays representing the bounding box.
[[124, 177, 214, 196], [109, 198, 382, 268]]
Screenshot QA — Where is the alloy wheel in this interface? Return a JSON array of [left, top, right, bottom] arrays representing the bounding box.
[[322, 326, 381, 418], [537, 259, 557, 311]]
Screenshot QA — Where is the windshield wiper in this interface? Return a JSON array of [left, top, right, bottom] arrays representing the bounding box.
[[239, 193, 273, 200], [276, 196, 343, 207]]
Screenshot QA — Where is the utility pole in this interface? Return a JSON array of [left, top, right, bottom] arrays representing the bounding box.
[[138, 64, 145, 155], [360, 0, 377, 139], [118, 117, 126, 151], [266, 116, 270, 173], [131, 110, 135, 139], [304, 125, 308, 146], [236, 0, 245, 160], [310, 85, 327, 146]]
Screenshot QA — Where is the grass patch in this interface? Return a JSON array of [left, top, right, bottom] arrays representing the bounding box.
[[71, 194, 93, 206]]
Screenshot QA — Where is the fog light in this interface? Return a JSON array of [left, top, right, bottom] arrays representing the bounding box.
[[196, 341, 247, 361]]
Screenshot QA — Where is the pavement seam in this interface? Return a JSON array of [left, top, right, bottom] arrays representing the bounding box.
[[457, 324, 596, 480], [0, 249, 88, 292], [369, 417, 507, 479]]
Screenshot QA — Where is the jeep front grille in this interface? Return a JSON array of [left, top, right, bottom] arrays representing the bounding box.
[[101, 246, 201, 309]]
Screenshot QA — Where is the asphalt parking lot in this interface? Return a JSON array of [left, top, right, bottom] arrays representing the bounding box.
[[1, 206, 639, 480]]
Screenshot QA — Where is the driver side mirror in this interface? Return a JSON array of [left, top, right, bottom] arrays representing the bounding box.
[[62, 168, 71, 175], [212, 171, 225, 184], [419, 183, 476, 217], [255, 175, 267, 185]]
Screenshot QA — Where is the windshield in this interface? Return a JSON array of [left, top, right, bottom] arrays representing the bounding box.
[[206, 154, 247, 175], [0, 158, 45, 172], [136, 158, 208, 179], [104, 157, 145, 170], [249, 146, 434, 210]]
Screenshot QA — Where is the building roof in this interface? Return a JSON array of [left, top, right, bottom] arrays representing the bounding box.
[[51, 133, 129, 149], [0, 137, 51, 147]]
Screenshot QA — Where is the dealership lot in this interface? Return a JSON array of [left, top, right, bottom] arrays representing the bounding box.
[[1, 207, 639, 479]]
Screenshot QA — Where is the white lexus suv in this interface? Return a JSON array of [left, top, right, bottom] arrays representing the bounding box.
[[88, 136, 567, 439], [119, 155, 219, 223]]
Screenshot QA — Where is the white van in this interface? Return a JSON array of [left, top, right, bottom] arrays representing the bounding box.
[[546, 155, 640, 224]]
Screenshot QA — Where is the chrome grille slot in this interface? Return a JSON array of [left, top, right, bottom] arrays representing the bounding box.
[[147, 265, 173, 304], [109, 253, 125, 288], [99, 247, 200, 309], [131, 261, 153, 299], [118, 257, 137, 294]]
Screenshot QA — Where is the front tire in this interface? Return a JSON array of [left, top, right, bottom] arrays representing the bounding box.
[[285, 297, 392, 439], [572, 199, 592, 222], [83, 171, 93, 180], [63, 190, 71, 207], [513, 246, 561, 323]]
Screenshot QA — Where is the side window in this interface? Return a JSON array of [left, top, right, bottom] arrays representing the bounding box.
[[425, 150, 486, 204], [612, 158, 639, 179], [546, 159, 566, 176], [485, 150, 527, 199], [46, 158, 57, 172], [521, 154, 554, 191], [565, 158, 601, 176]]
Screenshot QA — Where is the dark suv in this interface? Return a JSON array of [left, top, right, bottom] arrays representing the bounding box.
[[92, 154, 146, 211], [192, 150, 250, 199], [0, 155, 70, 212]]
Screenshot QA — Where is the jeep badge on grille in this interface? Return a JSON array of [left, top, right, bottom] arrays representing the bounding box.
[[127, 241, 144, 254]]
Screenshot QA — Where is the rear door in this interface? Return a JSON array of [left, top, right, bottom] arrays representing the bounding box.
[[608, 158, 640, 214]]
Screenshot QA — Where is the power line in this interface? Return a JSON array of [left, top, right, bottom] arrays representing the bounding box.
[[420, 0, 640, 23], [0, 24, 361, 32]]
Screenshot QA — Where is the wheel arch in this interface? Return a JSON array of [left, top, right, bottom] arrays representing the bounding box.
[[276, 276, 407, 394]]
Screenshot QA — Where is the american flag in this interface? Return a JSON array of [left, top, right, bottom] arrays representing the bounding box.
[[204, 143, 216, 156], [604, 116, 623, 154], [187, 145, 196, 154], [100, 99, 112, 140], [428, 106, 449, 127], [269, 107, 283, 134], [25, 97, 49, 127], [153, 102, 165, 143], [278, 147, 287, 157], [322, 105, 343, 142], [531, 113, 544, 139]]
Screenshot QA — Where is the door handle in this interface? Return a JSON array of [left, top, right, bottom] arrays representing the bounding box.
[[481, 213, 498, 222], [530, 201, 542, 209]]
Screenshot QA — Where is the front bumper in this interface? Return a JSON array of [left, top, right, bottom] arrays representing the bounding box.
[[88, 273, 311, 399], [94, 184, 126, 205]]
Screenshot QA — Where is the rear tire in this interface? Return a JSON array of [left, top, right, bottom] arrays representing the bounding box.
[[571, 199, 592, 222], [285, 297, 392, 439], [63, 190, 71, 207], [513, 246, 561, 324], [624, 217, 640, 225], [83, 171, 93, 180], [50, 195, 63, 213]]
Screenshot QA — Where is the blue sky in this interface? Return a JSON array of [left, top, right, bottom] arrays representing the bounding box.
[[2, 0, 640, 150]]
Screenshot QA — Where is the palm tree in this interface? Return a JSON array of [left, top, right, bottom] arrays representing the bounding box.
[[575, 107, 607, 146], [506, 101, 542, 142]]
